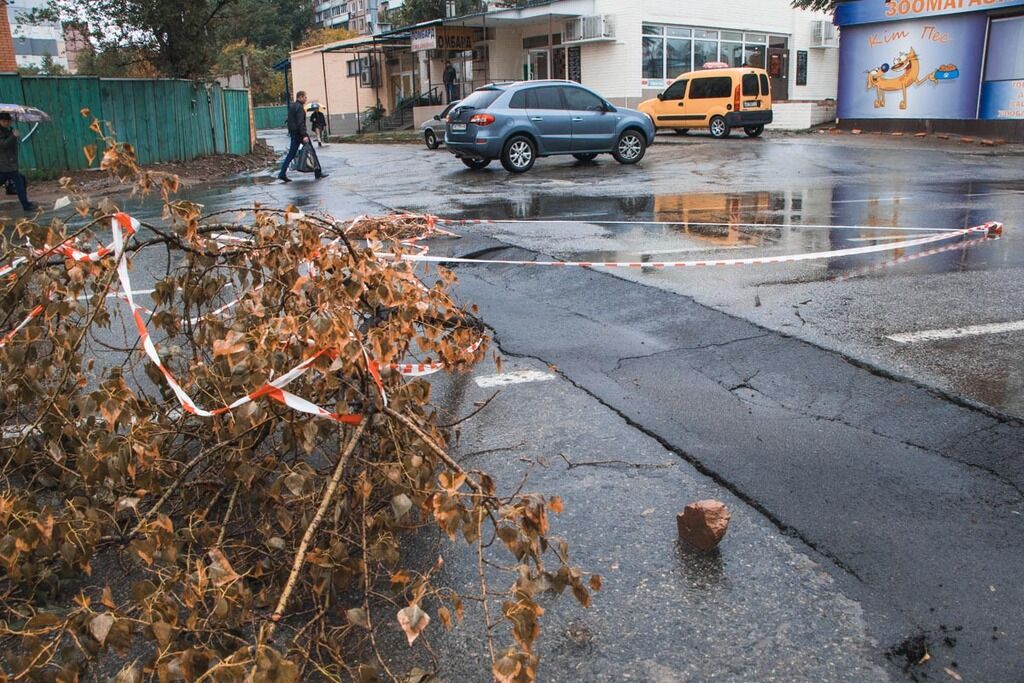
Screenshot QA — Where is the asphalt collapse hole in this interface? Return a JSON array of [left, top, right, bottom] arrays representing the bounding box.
[[885, 632, 931, 672]]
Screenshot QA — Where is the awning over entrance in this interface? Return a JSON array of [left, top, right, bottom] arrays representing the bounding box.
[[444, 0, 594, 27]]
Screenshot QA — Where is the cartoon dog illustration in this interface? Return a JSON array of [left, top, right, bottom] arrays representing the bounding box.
[[866, 48, 959, 111]]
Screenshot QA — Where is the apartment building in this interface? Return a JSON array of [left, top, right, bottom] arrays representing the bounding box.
[[6, 0, 68, 70]]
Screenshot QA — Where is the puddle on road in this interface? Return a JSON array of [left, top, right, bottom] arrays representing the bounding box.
[[451, 181, 1020, 277]]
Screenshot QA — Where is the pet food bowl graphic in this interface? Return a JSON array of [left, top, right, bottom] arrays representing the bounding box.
[[934, 64, 959, 80]]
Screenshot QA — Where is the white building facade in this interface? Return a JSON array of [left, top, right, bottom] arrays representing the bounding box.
[[440, 0, 839, 128]]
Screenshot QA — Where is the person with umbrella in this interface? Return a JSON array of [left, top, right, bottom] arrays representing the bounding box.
[[0, 111, 37, 212]]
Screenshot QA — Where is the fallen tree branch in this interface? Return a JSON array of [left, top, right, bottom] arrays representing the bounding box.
[[256, 420, 366, 648]]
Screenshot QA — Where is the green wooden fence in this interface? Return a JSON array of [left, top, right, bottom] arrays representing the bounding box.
[[0, 75, 253, 176], [253, 105, 288, 130]]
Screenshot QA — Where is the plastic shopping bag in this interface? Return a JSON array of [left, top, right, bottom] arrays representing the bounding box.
[[292, 143, 319, 174]]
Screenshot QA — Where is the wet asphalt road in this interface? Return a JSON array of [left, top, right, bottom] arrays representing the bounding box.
[[24, 130, 1023, 680]]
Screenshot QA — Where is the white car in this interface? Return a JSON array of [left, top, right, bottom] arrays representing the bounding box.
[[420, 100, 460, 149]]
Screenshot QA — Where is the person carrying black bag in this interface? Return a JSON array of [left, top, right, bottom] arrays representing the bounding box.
[[278, 91, 328, 182]]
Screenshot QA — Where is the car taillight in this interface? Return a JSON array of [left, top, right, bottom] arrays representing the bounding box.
[[470, 113, 495, 126], [734, 84, 741, 111]]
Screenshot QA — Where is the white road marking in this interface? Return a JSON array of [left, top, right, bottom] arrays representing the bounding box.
[[475, 370, 555, 388], [887, 320, 1024, 344]]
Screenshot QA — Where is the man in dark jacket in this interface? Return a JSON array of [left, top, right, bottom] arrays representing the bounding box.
[[0, 112, 37, 211], [278, 91, 327, 182], [443, 61, 459, 104]]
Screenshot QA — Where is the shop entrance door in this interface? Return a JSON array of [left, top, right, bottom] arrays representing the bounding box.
[[767, 47, 789, 100], [526, 49, 549, 80]]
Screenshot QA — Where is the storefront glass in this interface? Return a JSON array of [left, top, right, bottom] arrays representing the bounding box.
[[642, 23, 785, 85]]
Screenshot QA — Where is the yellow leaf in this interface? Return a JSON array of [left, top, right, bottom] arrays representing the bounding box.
[[944, 668, 963, 682], [83, 144, 97, 166], [549, 496, 564, 514]]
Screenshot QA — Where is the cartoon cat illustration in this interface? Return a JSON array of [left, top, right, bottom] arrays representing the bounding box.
[[866, 48, 959, 111], [867, 48, 920, 110]]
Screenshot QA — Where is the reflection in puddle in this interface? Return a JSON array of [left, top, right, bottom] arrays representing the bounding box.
[[452, 181, 1017, 276]]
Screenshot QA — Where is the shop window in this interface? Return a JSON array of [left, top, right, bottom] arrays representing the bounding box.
[[721, 42, 743, 67], [667, 27, 691, 38], [694, 29, 718, 41], [662, 79, 688, 100], [689, 77, 731, 99], [744, 33, 767, 44], [769, 35, 788, 49], [721, 31, 742, 42], [643, 24, 664, 36], [984, 15, 1024, 82], [667, 38, 692, 77], [693, 40, 717, 69], [643, 35, 664, 79], [744, 47, 765, 69]]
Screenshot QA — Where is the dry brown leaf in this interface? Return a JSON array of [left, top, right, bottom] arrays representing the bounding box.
[[89, 613, 114, 645], [397, 604, 430, 646]]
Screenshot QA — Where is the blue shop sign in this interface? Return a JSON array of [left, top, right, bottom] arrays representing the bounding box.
[[836, 0, 1024, 26]]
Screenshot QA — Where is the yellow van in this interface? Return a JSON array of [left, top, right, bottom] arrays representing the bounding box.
[[638, 66, 773, 139]]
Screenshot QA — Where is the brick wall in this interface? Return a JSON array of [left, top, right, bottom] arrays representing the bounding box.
[[0, 1, 18, 72]]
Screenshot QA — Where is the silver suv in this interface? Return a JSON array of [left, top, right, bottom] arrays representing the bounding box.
[[445, 80, 656, 173]]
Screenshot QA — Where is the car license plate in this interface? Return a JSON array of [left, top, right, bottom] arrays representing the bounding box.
[[743, 100, 759, 108], [451, 123, 467, 131]]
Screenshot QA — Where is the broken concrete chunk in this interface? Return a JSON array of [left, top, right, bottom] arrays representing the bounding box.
[[677, 500, 730, 551]]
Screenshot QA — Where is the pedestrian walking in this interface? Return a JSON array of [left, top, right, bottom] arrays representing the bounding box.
[[278, 91, 328, 182], [443, 61, 459, 104], [309, 104, 327, 148], [0, 112, 37, 212]]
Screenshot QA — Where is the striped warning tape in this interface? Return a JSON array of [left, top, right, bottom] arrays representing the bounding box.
[[436, 217, 966, 233], [393, 222, 1002, 270], [0, 212, 484, 426], [829, 234, 997, 282]]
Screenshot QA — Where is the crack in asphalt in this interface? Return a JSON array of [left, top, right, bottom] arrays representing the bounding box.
[[611, 334, 771, 373], [480, 325, 869, 585]]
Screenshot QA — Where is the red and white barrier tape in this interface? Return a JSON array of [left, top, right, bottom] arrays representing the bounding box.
[[436, 217, 965, 233], [395, 222, 1002, 270]]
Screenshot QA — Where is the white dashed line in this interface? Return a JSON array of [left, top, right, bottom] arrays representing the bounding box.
[[887, 320, 1024, 344], [474, 370, 556, 388]]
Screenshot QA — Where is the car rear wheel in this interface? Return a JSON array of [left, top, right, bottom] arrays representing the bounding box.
[[461, 157, 491, 170], [612, 130, 646, 164], [501, 136, 536, 173], [572, 153, 598, 162], [674, 128, 690, 136], [709, 116, 731, 139], [744, 125, 765, 138], [425, 130, 439, 149]]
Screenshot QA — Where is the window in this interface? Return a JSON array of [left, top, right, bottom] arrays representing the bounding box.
[[460, 88, 503, 110], [642, 24, 779, 84], [985, 16, 1024, 81], [662, 79, 687, 100], [509, 90, 527, 109], [562, 86, 604, 111], [693, 40, 717, 69], [689, 77, 731, 99], [742, 73, 759, 96], [759, 74, 770, 96], [642, 35, 663, 79], [666, 37, 691, 77], [526, 86, 564, 110]]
